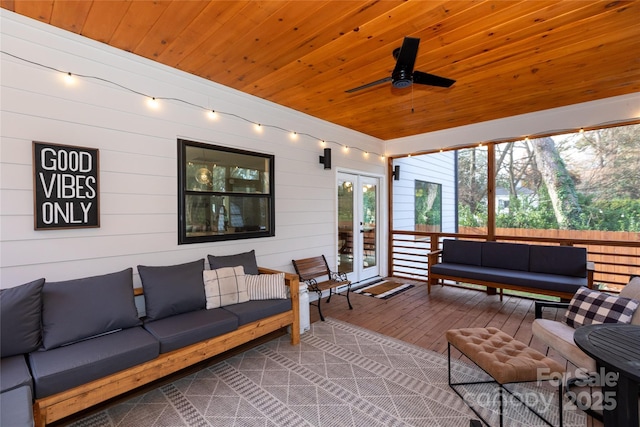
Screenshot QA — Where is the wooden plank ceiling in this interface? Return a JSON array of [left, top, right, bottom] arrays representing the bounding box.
[[3, 0, 639, 140]]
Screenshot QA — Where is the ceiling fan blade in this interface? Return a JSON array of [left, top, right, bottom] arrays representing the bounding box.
[[392, 37, 420, 76], [345, 76, 392, 93], [413, 70, 456, 88]]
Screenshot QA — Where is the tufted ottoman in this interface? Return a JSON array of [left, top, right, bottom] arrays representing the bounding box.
[[446, 327, 565, 427]]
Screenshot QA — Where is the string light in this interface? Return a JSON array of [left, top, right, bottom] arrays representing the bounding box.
[[289, 131, 298, 140], [147, 97, 159, 109], [0, 51, 388, 161], [64, 72, 75, 85]]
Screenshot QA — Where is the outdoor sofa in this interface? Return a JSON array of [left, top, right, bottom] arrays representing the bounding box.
[[428, 239, 594, 300], [0, 250, 299, 427]]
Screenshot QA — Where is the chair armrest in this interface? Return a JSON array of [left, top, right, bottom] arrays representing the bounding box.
[[534, 301, 570, 319], [427, 249, 443, 267]]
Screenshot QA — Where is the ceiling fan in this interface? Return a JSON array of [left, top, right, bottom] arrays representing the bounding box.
[[345, 37, 456, 93]]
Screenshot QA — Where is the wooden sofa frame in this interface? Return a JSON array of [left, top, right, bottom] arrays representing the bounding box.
[[33, 267, 300, 427], [427, 250, 594, 300]]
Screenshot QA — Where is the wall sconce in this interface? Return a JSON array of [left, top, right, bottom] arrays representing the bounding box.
[[319, 148, 331, 169], [392, 165, 400, 181]]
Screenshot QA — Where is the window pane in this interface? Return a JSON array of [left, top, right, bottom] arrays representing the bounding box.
[[495, 124, 640, 236], [457, 146, 488, 234], [185, 194, 271, 237], [415, 180, 442, 232]]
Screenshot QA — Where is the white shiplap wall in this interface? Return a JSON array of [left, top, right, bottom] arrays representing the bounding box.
[[0, 10, 385, 288], [392, 152, 456, 232]]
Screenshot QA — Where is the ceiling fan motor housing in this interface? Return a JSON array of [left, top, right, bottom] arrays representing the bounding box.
[[392, 68, 412, 88]]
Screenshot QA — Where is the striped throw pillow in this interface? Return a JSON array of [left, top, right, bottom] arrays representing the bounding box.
[[246, 273, 287, 300], [565, 286, 639, 328]]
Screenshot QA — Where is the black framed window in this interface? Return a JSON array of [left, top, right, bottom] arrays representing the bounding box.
[[178, 139, 275, 244]]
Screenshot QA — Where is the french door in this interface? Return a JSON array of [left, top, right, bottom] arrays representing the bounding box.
[[337, 173, 380, 283]]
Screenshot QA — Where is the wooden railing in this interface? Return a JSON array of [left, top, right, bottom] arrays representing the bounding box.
[[390, 228, 640, 292]]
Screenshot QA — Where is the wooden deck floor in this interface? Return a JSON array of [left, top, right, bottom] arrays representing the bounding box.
[[309, 278, 604, 427]]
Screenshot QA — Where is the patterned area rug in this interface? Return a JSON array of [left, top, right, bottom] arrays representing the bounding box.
[[354, 280, 414, 299], [69, 319, 585, 427]]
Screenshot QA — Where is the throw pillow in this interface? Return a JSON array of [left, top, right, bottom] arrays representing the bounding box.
[[565, 287, 639, 329], [138, 259, 206, 321], [203, 266, 249, 309], [41, 268, 141, 350], [207, 250, 259, 275], [246, 273, 287, 300], [0, 278, 45, 357]]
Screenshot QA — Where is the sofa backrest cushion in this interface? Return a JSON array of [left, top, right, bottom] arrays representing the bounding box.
[[41, 268, 141, 350], [138, 259, 205, 321], [208, 250, 259, 275], [0, 278, 45, 357], [441, 239, 482, 266], [529, 245, 587, 277], [481, 241, 530, 271], [620, 276, 640, 325]]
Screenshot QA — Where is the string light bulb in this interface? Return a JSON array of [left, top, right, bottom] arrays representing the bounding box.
[[254, 123, 263, 133], [63, 72, 75, 85], [207, 110, 217, 120], [290, 131, 298, 140], [147, 97, 159, 109]]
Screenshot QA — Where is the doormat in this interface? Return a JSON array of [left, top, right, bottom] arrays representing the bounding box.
[[354, 280, 414, 299]]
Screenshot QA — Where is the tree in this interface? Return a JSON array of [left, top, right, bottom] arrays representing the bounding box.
[[530, 137, 582, 229]]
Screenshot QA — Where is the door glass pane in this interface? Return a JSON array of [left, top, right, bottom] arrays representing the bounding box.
[[338, 179, 354, 273], [362, 183, 377, 269]]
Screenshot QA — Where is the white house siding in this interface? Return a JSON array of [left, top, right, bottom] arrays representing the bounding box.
[[0, 10, 385, 288], [392, 152, 456, 233]]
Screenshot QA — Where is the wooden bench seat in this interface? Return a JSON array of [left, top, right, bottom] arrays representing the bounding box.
[[292, 255, 352, 321]]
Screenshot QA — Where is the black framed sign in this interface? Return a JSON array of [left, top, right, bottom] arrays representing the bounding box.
[[33, 141, 100, 229]]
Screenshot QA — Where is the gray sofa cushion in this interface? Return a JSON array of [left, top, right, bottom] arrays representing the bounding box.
[[29, 326, 158, 399], [208, 250, 259, 275], [143, 309, 238, 353], [0, 356, 32, 393], [41, 268, 141, 350], [0, 278, 45, 357], [0, 386, 33, 427], [138, 259, 206, 321], [222, 299, 291, 326], [441, 239, 482, 266], [529, 245, 587, 277], [482, 241, 530, 271], [430, 263, 586, 295]]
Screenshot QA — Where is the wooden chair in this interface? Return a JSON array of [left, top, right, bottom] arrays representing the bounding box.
[[292, 255, 352, 321]]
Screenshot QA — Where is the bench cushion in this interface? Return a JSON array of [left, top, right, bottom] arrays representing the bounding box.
[[41, 269, 141, 350], [138, 259, 206, 321], [0, 278, 45, 357], [222, 300, 292, 326], [441, 239, 482, 266], [482, 241, 529, 271], [529, 245, 587, 277], [446, 327, 564, 384], [0, 386, 33, 427], [431, 263, 586, 294], [29, 327, 159, 398], [143, 308, 238, 353], [0, 356, 32, 393]]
